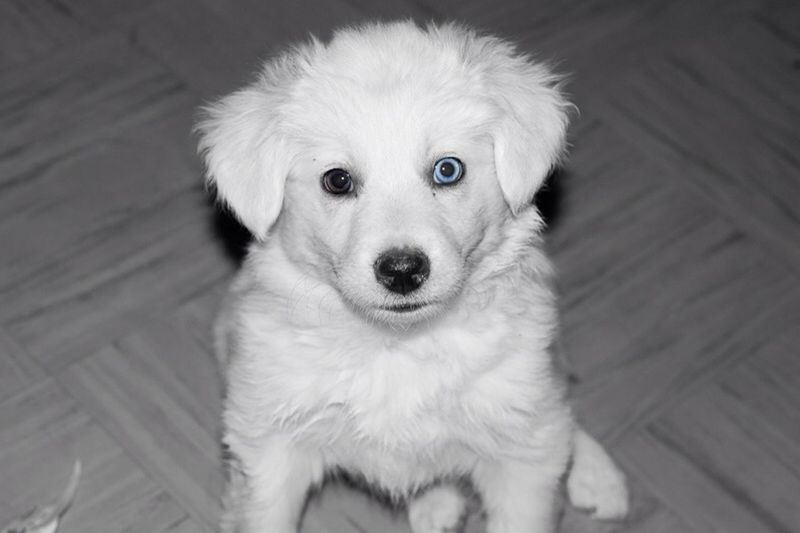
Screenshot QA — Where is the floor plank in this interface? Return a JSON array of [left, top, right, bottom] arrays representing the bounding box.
[[548, 116, 796, 440], [617, 294, 800, 533], [0, 378, 204, 533], [0, 0, 92, 69], [397, 0, 761, 91], [619, 428, 774, 533], [65, 0, 162, 31], [590, 17, 800, 272], [0, 326, 44, 404], [58, 316, 225, 531], [131, 0, 413, 98], [0, 32, 192, 186], [0, 99, 233, 370], [721, 326, 800, 447], [1, 187, 232, 370], [654, 390, 800, 532]]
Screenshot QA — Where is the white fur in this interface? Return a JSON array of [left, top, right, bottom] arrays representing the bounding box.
[[567, 429, 630, 520], [408, 484, 466, 533], [198, 21, 627, 533]]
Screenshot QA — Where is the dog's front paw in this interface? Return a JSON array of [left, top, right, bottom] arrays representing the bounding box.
[[567, 430, 629, 520], [408, 485, 466, 533]]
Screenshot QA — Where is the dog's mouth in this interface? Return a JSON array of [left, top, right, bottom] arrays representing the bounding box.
[[381, 302, 428, 313]]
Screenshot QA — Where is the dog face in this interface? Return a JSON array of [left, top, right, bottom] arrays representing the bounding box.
[[198, 22, 569, 326], [279, 87, 508, 325]]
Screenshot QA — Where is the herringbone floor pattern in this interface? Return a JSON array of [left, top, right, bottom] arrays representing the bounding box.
[[1, 1, 798, 532]]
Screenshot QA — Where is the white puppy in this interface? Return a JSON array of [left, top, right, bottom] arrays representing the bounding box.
[[198, 21, 628, 533]]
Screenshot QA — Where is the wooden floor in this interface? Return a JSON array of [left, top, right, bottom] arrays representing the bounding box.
[[1, 1, 798, 531]]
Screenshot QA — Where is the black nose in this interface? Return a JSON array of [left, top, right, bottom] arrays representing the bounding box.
[[374, 248, 430, 295]]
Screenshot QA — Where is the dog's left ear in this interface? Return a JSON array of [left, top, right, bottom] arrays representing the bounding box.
[[491, 59, 570, 215], [196, 69, 297, 240]]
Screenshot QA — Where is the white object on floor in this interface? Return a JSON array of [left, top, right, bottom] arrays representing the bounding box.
[[2, 461, 81, 533]]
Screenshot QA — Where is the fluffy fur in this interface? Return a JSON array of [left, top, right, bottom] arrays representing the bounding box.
[[198, 21, 628, 533]]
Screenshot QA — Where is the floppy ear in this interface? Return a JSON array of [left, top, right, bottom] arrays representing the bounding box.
[[492, 59, 570, 214], [196, 75, 293, 240]]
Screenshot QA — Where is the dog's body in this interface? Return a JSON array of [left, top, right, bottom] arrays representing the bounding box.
[[199, 21, 628, 533]]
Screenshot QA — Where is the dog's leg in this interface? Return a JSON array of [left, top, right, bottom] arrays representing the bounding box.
[[566, 427, 629, 520], [222, 435, 323, 533], [472, 457, 564, 533], [408, 484, 466, 533]]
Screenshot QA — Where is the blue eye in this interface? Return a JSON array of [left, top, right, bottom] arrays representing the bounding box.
[[432, 157, 464, 185]]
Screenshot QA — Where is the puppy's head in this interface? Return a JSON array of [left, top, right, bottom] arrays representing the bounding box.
[[198, 21, 569, 326]]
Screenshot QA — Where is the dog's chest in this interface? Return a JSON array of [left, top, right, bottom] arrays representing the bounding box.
[[233, 299, 555, 492], [314, 361, 492, 490], [292, 324, 537, 486]]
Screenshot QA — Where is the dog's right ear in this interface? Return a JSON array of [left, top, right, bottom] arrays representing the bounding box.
[[196, 76, 293, 240], [487, 53, 570, 215]]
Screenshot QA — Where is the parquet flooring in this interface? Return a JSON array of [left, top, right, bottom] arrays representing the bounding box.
[[1, 1, 798, 532]]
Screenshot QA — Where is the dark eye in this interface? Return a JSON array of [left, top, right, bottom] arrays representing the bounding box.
[[432, 157, 464, 185], [322, 168, 354, 195]]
